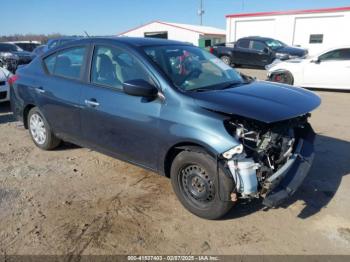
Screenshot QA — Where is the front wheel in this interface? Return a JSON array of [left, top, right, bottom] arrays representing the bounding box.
[[28, 107, 61, 150], [270, 71, 294, 85], [170, 150, 234, 219]]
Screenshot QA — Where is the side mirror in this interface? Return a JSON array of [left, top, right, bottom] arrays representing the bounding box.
[[311, 58, 321, 64], [123, 79, 158, 98], [263, 47, 270, 54]]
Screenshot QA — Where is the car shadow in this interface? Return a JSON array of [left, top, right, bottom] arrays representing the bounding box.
[[0, 102, 15, 124], [56, 142, 81, 151], [222, 134, 350, 220]]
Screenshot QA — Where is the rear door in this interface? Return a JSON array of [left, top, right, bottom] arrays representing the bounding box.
[[233, 39, 252, 65], [303, 48, 350, 89], [80, 44, 162, 169], [38, 45, 88, 140]]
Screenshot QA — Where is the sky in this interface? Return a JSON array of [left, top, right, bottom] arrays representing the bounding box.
[[1, 0, 350, 36]]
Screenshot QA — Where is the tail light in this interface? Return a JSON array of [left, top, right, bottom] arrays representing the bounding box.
[[8, 75, 19, 85], [209, 47, 214, 54]]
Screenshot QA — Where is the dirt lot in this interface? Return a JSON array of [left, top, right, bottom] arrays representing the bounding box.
[[0, 69, 350, 255]]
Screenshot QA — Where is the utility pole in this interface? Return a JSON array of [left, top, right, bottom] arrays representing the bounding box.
[[198, 0, 205, 25]]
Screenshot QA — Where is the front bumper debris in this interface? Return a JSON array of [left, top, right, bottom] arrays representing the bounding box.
[[262, 125, 315, 207]]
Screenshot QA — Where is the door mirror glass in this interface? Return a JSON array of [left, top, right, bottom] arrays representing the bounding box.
[[123, 79, 158, 98], [311, 58, 321, 64]]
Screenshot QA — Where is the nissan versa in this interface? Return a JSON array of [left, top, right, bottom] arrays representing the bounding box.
[[9, 37, 321, 219]]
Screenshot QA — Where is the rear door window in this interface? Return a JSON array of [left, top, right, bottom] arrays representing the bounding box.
[[237, 39, 250, 49], [44, 54, 56, 74], [48, 40, 58, 49], [43, 46, 87, 80]]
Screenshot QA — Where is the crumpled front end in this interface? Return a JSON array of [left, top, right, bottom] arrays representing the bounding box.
[[222, 114, 315, 207]]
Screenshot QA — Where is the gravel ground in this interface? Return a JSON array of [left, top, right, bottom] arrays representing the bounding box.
[[0, 69, 349, 255]]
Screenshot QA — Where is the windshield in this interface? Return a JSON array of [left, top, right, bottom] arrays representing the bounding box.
[[143, 45, 243, 91], [0, 43, 23, 52], [265, 39, 286, 50]]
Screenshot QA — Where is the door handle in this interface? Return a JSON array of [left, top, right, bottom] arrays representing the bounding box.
[[35, 87, 45, 94], [85, 99, 100, 107]]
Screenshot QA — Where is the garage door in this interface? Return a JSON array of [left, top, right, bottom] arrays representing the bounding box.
[[293, 15, 346, 55], [235, 19, 275, 40]]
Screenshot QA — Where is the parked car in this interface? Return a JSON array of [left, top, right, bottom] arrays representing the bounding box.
[[210, 36, 308, 68], [7, 41, 41, 52], [267, 46, 350, 90], [0, 67, 11, 103], [9, 37, 320, 219], [33, 37, 82, 56], [0, 43, 35, 73], [32, 45, 46, 57]]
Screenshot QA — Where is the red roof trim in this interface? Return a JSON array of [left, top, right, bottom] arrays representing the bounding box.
[[226, 6, 350, 18], [117, 21, 157, 36], [118, 21, 225, 36]]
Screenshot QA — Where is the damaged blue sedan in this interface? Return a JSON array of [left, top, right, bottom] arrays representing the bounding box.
[[9, 37, 321, 219]]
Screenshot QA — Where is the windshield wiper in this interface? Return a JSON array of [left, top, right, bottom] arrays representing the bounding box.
[[217, 81, 246, 90], [189, 81, 245, 92]]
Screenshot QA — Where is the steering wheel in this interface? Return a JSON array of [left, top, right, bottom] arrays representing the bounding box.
[[177, 68, 202, 86]]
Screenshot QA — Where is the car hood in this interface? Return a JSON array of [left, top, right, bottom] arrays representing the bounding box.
[[188, 81, 321, 123], [275, 46, 307, 57]]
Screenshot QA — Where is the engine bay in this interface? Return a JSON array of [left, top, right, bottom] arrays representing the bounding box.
[[225, 114, 311, 198]]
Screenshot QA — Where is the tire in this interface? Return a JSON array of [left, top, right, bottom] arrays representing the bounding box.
[[271, 71, 294, 85], [170, 150, 234, 219], [220, 55, 232, 66], [28, 107, 61, 150]]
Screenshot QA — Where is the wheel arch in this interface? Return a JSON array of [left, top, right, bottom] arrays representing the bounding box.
[[162, 141, 218, 178], [270, 69, 295, 85], [23, 104, 36, 129]]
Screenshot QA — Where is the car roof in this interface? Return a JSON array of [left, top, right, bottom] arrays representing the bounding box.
[[60, 37, 192, 47], [239, 36, 276, 42], [0, 42, 17, 46], [316, 45, 350, 56]]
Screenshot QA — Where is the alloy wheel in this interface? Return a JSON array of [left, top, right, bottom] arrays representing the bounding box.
[[29, 113, 47, 145]]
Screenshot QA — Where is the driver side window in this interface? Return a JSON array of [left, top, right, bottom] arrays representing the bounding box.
[[251, 41, 266, 52]]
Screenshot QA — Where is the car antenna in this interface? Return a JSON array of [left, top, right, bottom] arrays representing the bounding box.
[[84, 31, 90, 37]]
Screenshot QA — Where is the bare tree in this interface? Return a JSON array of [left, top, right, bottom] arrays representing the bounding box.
[[0, 33, 65, 44]]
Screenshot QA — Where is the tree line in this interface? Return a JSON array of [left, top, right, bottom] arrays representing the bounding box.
[[0, 33, 66, 44]]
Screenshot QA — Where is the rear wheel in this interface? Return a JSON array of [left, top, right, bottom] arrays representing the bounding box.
[[170, 150, 234, 219], [220, 55, 232, 66], [28, 107, 61, 150]]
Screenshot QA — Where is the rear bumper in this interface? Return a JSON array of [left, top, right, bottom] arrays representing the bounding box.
[[0, 83, 10, 102], [262, 125, 315, 207]]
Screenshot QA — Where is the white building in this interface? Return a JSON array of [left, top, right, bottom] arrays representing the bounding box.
[[118, 21, 226, 48], [226, 6, 350, 55]]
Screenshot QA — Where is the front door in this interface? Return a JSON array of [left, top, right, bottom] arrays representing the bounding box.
[[250, 40, 271, 67], [303, 48, 350, 89], [80, 44, 162, 169]]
